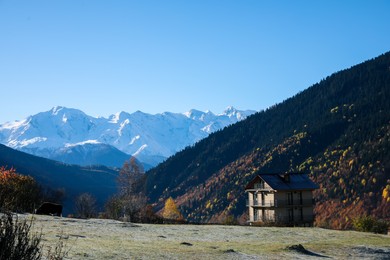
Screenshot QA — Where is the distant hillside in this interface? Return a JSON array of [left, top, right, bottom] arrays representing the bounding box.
[[50, 143, 135, 169], [0, 144, 118, 214], [145, 52, 390, 227]]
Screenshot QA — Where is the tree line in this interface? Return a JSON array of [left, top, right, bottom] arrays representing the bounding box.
[[0, 159, 184, 224]]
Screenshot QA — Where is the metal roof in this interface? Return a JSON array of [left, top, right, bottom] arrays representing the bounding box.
[[245, 173, 318, 191]]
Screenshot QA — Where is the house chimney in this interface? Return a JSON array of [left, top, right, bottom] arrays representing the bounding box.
[[283, 173, 290, 182]]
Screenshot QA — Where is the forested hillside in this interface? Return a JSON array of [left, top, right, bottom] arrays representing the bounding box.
[[0, 144, 118, 213], [145, 52, 390, 227]]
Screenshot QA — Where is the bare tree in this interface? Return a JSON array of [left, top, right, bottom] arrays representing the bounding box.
[[117, 157, 145, 197], [74, 193, 97, 219], [121, 193, 148, 222], [114, 157, 148, 222]]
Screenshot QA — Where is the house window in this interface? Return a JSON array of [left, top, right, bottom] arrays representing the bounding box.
[[287, 192, 293, 205], [254, 180, 264, 189], [298, 191, 303, 205], [253, 193, 258, 205]]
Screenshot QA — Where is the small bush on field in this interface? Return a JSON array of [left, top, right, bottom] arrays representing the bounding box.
[[0, 212, 42, 260], [352, 215, 389, 234], [0, 212, 70, 260], [221, 215, 238, 225], [46, 234, 69, 260]]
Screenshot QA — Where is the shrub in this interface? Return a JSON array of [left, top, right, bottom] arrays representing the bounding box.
[[371, 219, 389, 234], [0, 212, 42, 260], [352, 216, 374, 232], [221, 215, 239, 225], [104, 194, 149, 222], [104, 195, 123, 220], [352, 215, 389, 234], [46, 233, 69, 260], [0, 167, 42, 213], [0, 212, 70, 260]]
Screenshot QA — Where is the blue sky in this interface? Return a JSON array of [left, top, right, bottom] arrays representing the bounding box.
[[0, 1, 389, 123]]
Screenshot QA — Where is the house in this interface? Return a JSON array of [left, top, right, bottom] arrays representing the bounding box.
[[245, 173, 318, 226]]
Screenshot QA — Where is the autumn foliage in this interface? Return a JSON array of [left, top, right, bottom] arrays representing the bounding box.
[[162, 197, 183, 221], [144, 52, 390, 227], [0, 167, 41, 213]]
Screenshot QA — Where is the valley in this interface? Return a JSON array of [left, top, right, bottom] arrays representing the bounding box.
[[1, 4, 389, 260], [1, 52, 389, 229], [23, 214, 390, 259]]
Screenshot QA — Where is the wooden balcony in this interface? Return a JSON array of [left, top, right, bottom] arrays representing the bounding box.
[[247, 199, 314, 208]]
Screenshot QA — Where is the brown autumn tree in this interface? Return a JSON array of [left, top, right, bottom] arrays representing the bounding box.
[[0, 167, 41, 213]]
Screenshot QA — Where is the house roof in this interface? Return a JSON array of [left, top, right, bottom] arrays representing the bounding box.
[[245, 173, 319, 191]]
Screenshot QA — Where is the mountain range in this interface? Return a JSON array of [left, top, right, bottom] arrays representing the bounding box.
[[0, 106, 255, 168], [1, 52, 388, 228], [144, 52, 390, 227]]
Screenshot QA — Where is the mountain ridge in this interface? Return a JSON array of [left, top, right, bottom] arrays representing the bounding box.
[[0, 106, 255, 168]]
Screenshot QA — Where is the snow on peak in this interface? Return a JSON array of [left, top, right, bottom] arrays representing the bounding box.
[[51, 106, 64, 115], [184, 109, 204, 118], [0, 119, 28, 130], [65, 140, 101, 148], [48, 106, 90, 120], [220, 106, 256, 120], [133, 144, 148, 157], [8, 137, 48, 148], [109, 111, 131, 123], [129, 135, 140, 145], [223, 106, 237, 115], [0, 106, 256, 167], [109, 112, 121, 123]]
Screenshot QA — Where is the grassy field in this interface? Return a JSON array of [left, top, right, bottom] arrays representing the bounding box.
[[20, 214, 390, 259]]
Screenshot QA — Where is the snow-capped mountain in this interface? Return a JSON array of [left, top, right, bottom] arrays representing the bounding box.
[[0, 106, 256, 168]]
